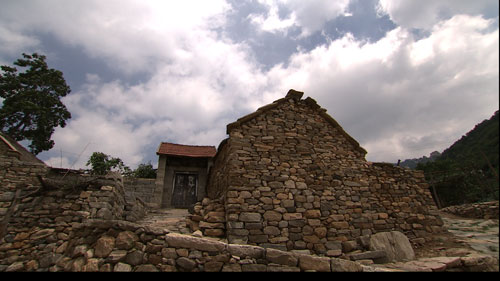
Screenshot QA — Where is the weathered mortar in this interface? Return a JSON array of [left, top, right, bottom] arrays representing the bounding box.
[[203, 90, 444, 255]]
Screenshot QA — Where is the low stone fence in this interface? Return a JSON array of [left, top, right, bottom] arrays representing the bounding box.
[[440, 201, 499, 219], [3, 219, 497, 272], [3, 218, 366, 272]]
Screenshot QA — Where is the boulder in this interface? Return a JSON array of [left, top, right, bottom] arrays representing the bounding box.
[[94, 236, 115, 258], [115, 231, 138, 250], [369, 231, 415, 263], [298, 254, 331, 272], [330, 258, 363, 272]]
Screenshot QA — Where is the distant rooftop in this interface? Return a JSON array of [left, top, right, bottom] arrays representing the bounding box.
[[156, 142, 216, 158], [0, 132, 45, 164]]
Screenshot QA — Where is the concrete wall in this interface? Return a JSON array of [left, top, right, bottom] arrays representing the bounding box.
[[123, 178, 157, 209]]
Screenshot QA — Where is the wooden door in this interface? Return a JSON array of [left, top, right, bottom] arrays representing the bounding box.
[[171, 173, 197, 208]]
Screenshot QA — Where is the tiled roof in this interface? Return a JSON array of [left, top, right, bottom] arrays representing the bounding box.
[[157, 142, 216, 158]]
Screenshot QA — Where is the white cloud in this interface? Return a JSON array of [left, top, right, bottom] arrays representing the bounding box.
[[1, 0, 273, 168], [249, 0, 351, 37], [38, 12, 273, 168], [0, 0, 231, 74], [377, 0, 498, 30], [2, 0, 498, 168], [267, 14, 499, 162], [0, 26, 40, 57]]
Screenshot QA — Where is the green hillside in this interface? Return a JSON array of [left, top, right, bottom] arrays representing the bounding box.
[[417, 111, 499, 207]]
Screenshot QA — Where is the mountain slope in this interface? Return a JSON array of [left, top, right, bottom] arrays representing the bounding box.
[[417, 110, 499, 207], [440, 110, 498, 171]]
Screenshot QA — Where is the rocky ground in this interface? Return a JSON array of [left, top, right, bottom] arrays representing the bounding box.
[[439, 212, 498, 255], [410, 211, 498, 258], [372, 211, 499, 271], [136, 209, 499, 271]]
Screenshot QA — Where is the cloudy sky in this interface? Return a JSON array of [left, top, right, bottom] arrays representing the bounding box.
[[1, 0, 498, 169]]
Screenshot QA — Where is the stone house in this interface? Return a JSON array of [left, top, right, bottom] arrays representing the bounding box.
[[0, 132, 45, 164], [155, 142, 216, 209], [203, 89, 444, 254]]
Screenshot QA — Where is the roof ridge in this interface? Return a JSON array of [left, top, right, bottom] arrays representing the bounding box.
[[156, 142, 216, 157], [161, 142, 215, 147]]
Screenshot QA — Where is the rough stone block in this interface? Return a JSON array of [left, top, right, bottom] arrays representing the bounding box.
[[298, 254, 331, 272], [369, 231, 415, 263], [239, 212, 261, 222], [266, 248, 298, 266]]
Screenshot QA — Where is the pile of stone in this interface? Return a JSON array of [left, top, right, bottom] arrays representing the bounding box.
[[186, 197, 226, 238], [440, 201, 499, 220]]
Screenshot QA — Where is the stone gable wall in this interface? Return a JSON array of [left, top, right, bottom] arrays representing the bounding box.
[[204, 96, 444, 255]]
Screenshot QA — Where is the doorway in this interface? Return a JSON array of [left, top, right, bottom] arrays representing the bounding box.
[[171, 173, 198, 208]]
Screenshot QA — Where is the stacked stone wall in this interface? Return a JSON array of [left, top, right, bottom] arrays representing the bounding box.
[[206, 138, 232, 199], [0, 154, 147, 271], [4, 218, 494, 272], [187, 197, 226, 237], [204, 96, 444, 255], [2, 218, 368, 272], [1, 155, 49, 237], [440, 201, 499, 219]]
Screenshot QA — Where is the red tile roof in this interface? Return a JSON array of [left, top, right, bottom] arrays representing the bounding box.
[[157, 142, 216, 158]]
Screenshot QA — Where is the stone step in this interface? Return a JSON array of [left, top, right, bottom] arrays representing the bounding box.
[[136, 209, 191, 234], [348, 250, 387, 262]]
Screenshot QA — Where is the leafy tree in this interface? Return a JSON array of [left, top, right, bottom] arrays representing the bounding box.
[[416, 111, 499, 206], [86, 152, 130, 175], [132, 163, 157, 178], [0, 53, 71, 155]]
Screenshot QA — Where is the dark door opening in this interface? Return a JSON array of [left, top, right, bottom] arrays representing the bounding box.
[[171, 173, 198, 208]]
